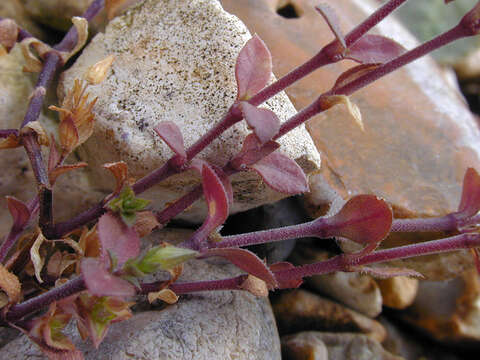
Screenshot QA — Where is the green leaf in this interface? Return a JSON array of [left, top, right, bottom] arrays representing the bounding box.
[[137, 245, 198, 274], [107, 186, 150, 226]]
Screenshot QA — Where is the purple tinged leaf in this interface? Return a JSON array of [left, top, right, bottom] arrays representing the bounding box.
[[204, 248, 277, 289], [98, 212, 140, 267], [457, 168, 480, 219], [210, 164, 234, 205], [318, 195, 392, 252], [201, 164, 229, 233], [235, 34, 272, 101], [315, 4, 346, 49], [154, 121, 186, 159], [346, 35, 405, 64], [239, 102, 280, 144], [6, 196, 30, 231], [270, 262, 303, 289], [231, 134, 280, 170], [252, 152, 309, 194], [81, 258, 135, 298], [333, 64, 379, 91]]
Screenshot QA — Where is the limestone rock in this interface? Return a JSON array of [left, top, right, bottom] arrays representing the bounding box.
[[272, 289, 386, 343], [0, 258, 281, 359], [0, 0, 48, 40], [377, 276, 418, 310], [400, 269, 480, 344], [221, 0, 479, 279], [290, 244, 383, 317], [282, 332, 403, 360], [59, 0, 320, 223], [21, 0, 106, 32], [0, 46, 103, 235]]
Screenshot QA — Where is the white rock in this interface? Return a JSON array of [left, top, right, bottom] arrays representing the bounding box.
[[0, 258, 281, 359], [59, 0, 320, 223]]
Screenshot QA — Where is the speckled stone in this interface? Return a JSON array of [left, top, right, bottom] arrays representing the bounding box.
[[59, 0, 320, 223]]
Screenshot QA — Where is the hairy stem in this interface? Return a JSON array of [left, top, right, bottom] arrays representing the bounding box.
[[275, 233, 480, 281], [0, 129, 19, 138]]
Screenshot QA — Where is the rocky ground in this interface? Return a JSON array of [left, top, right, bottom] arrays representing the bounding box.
[[2, 0, 480, 359]]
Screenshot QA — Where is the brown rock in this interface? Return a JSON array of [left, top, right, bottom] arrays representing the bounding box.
[[401, 269, 480, 344], [272, 289, 386, 342], [290, 244, 383, 317], [377, 276, 418, 310], [282, 332, 403, 360], [221, 0, 479, 280]]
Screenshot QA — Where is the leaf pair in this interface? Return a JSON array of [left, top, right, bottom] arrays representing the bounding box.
[[316, 4, 405, 65]]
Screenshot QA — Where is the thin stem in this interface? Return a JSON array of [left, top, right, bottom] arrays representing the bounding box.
[[141, 275, 247, 295], [21, 52, 61, 128], [0, 129, 19, 138], [22, 135, 48, 186], [54, 0, 105, 52], [6, 276, 85, 322], [274, 233, 480, 282], [215, 220, 322, 249], [345, 0, 409, 46], [391, 214, 458, 232], [156, 186, 203, 225], [52, 200, 108, 238]]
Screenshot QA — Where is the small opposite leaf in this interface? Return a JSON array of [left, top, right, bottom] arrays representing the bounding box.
[[148, 288, 179, 304], [333, 64, 379, 91], [270, 262, 303, 289], [85, 55, 115, 85], [0, 263, 21, 305], [81, 258, 135, 298], [0, 133, 21, 149], [240, 102, 280, 144], [457, 168, 480, 219], [136, 245, 197, 274], [49, 162, 88, 185], [210, 164, 234, 205], [252, 152, 308, 194], [154, 121, 186, 160], [235, 34, 272, 100], [240, 275, 268, 297], [75, 294, 132, 348], [133, 211, 160, 237], [6, 196, 30, 231], [106, 186, 150, 226], [188, 164, 229, 246], [203, 248, 277, 289], [58, 115, 79, 154], [98, 212, 140, 267], [103, 161, 129, 197], [315, 4, 346, 49], [231, 134, 280, 170], [346, 35, 405, 64], [318, 95, 364, 131], [319, 195, 392, 253], [30, 232, 46, 283]]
